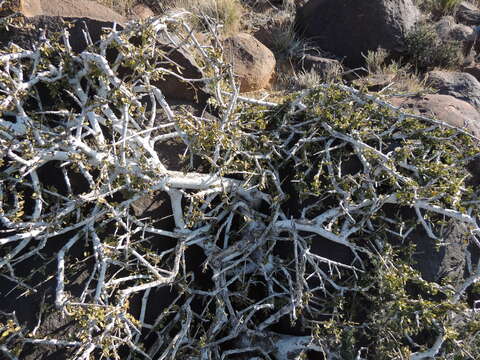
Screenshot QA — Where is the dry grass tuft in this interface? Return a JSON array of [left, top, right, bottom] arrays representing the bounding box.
[[363, 47, 390, 74], [360, 48, 430, 95], [274, 63, 339, 91], [93, 0, 135, 16], [160, 0, 244, 35], [414, 0, 463, 16], [271, 20, 317, 60], [295, 69, 324, 89]]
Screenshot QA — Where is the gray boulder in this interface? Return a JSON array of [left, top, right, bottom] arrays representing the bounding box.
[[436, 16, 473, 42], [295, 0, 420, 67], [426, 70, 480, 111], [300, 55, 343, 80], [463, 64, 480, 82], [408, 222, 470, 284], [455, 1, 480, 26]]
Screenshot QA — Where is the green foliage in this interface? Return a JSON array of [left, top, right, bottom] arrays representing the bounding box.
[[181, 85, 480, 356], [316, 244, 480, 359], [404, 23, 461, 72]]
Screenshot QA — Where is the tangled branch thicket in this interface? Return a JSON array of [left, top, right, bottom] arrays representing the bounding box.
[[1, 11, 480, 360]]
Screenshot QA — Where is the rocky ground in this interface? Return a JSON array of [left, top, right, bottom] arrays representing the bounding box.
[[2, 0, 480, 359]]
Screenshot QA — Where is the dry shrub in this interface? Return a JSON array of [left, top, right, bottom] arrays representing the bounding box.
[[161, 0, 244, 34]]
